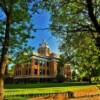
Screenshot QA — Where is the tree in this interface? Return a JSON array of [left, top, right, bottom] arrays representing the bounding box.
[[57, 55, 66, 75], [72, 33, 100, 83], [41, 0, 100, 47], [40, 0, 100, 82], [0, 0, 41, 99], [56, 55, 66, 82]]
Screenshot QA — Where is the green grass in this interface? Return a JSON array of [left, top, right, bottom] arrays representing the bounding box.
[[4, 82, 99, 100], [4, 96, 28, 100], [97, 84, 100, 86], [5, 82, 91, 89]]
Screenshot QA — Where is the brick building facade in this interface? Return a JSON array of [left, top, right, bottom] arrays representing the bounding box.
[[14, 40, 71, 82], [14, 41, 58, 82]]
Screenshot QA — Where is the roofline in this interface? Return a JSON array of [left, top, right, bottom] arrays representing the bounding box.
[[32, 54, 59, 60]]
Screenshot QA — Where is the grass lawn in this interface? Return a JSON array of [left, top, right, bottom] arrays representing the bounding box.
[[4, 82, 99, 100]]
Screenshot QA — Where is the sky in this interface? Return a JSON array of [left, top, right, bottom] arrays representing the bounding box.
[[27, 10, 60, 53], [0, 9, 60, 54]]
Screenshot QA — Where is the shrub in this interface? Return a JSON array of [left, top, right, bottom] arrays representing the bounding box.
[[91, 76, 100, 83]]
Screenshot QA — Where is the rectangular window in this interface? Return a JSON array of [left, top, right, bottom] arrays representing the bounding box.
[[40, 70, 42, 75], [29, 68, 31, 75], [43, 69, 45, 75], [34, 69, 38, 75], [47, 70, 50, 75], [16, 71, 17, 76], [26, 70, 28, 75], [47, 62, 49, 67], [40, 62, 42, 66], [35, 60, 38, 65], [40, 69, 45, 75]]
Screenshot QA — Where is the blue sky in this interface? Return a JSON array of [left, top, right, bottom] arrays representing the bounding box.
[[28, 10, 60, 53], [0, 9, 60, 54]]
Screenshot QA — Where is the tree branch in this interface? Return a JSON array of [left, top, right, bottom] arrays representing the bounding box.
[[0, 2, 7, 15], [86, 0, 100, 35]]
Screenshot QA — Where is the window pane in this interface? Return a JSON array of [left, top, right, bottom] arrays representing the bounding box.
[[35, 60, 38, 65], [47, 70, 49, 75], [34, 69, 38, 75]]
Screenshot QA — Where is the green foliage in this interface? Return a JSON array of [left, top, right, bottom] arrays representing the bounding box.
[[57, 55, 67, 74], [56, 55, 68, 82], [91, 76, 100, 83], [8, 66, 14, 76], [40, 0, 100, 83], [0, 0, 41, 64]]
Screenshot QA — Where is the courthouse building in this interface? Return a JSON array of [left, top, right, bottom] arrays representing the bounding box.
[[14, 40, 71, 82]]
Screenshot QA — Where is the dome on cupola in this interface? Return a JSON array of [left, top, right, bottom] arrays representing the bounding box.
[[39, 40, 49, 48], [38, 40, 51, 56]]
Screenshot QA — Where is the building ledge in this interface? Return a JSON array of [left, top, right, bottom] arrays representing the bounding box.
[[14, 75, 56, 79]]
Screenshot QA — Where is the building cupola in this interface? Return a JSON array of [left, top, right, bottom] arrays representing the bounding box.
[[39, 40, 49, 48], [38, 40, 51, 56]]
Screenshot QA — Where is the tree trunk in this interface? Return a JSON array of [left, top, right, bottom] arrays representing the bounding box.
[[0, 55, 8, 100], [0, 78, 4, 100], [0, 11, 10, 100], [86, 0, 100, 34], [88, 78, 92, 84], [86, 0, 100, 49], [96, 37, 100, 49], [88, 74, 92, 84]]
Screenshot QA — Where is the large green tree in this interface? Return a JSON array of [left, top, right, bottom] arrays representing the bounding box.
[[40, 0, 100, 82], [0, 0, 41, 99], [41, 0, 100, 46]]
